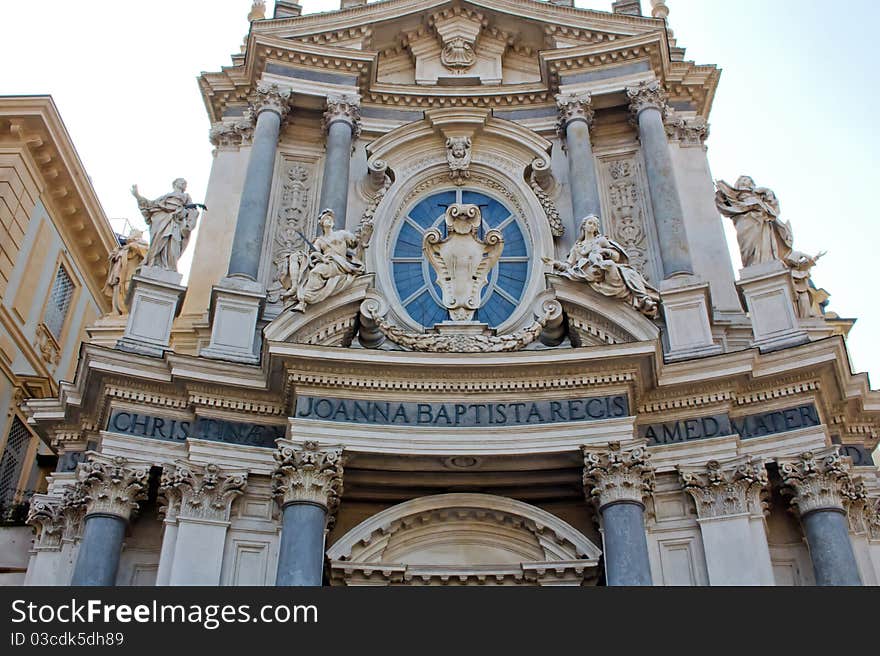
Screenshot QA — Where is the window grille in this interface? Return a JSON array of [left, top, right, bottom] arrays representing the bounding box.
[[44, 265, 75, 339], [0, 417, 31, 505]]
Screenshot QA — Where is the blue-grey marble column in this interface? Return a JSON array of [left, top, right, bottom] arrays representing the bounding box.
[[780, 448, 864, 586], [801, 509, 862, 586], [318, 94, 361, 226], [584, 442, 655, 586], [69, 456, 148, 587], [227, 83, 291, 281], [71, 514, 127, 586], [627, 81, 693, 278], [273, 442, 344, 587], [556, 92, 602, 223], [276, 503, 328, 586]]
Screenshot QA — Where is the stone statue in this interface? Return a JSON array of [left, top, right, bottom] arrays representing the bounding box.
[[784, 250, 829, 318], [423, 204, 504, 322], [130, 178, 204, 272], [102, 228, 149, 315], [543, 215, 660, 319], [282, 208, 371, 312], [715, 176, 793, 267], [445, 136, 472, 184]]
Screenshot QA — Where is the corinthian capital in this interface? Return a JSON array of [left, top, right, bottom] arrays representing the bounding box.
[[583, 441, 655, 509], [627, 80, 668, 118], [74, 455, 149, 521], [159, 462, 247, 523], [679, 456, 768, 519], [323, 93, 362, 139], [779, 447, 865, 517], [27, 495, 65, 549], [665, 113, 709, 147], [555, 91, 595, 136], [251, 82, 292, 119], [272, 441, 344, 518]]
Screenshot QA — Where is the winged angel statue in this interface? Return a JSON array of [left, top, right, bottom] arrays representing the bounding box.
[[423, 204, 504, 323]]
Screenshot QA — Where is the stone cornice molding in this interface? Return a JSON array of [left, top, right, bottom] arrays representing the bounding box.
[[251, 82, 292, 119], [555, 91, 594, 136], [627, 79, 668, 118], [322, 93, 362, 139], [159, 461, 247, 523], [779, 447, 865, 517], [679, 456, 769, 520], [583, 440, 655, 509], [272, 441, 345, 519], [73, 454, 149, 521]]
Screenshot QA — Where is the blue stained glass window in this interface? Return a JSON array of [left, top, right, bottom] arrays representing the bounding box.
[[390, 189, 530, 328]]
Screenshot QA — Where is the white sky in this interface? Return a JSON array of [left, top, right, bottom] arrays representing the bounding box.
[[2, 0, 879, 384]]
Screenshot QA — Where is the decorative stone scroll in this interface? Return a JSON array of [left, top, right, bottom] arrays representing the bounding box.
[[73, 454, 150, 521], [423, 204, 503, 321], [272, 441, 344, 519], [364, 298, 559, 353], [779, 447, 866, 516], [159, 462, 247, 522], [678, 456, 769, 519], [544, 215, 660, 318], [527, 159, 563, 237], [582, 441, 655, 509]]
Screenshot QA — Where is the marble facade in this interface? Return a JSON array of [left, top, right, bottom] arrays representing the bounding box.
[[6, 0, 880, 588]]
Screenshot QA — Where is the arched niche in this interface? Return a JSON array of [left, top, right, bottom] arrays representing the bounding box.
[[327, 493, 602, 586]]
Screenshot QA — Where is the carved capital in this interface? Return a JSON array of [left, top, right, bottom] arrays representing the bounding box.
[[73, 455, 149, 521], [679, 456, 769, 519], [627, 80, 668, 118], [779, 447, 864, 517], [159, 462, 247, 523], [323, 93, 362, 140], [272, 441, 344, 519], [555, 91, 594, 137], [209, 122, 241, 150], [583, 441, 655, 509], [665, 113, 709, 147], [26, 495, 64, 549], [251, 82, 292, 119]]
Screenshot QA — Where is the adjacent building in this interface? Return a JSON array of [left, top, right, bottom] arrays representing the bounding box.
[[0, 96, 117, 583], [10, 0, 880, 587]]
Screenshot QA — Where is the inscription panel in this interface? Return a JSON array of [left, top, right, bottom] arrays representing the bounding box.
[[294, 394, 629, 427]]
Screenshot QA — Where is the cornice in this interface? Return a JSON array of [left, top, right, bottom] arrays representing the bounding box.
[[0, 96, 116, 313]]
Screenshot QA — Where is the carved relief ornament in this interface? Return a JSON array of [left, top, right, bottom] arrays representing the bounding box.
[[445, 136, 472, 184], [679, 456, 769, 519], [778, 447, 866, 517], [272, 441, 345, 518], [73, 455, 149, 521], [583, 442, 655, 509], [159, 462, 247, 523]]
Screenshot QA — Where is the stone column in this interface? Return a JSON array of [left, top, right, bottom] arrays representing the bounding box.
[[627, 80, 692, 278], [779, 448, 864, 586], [272, 441, 344, 587], [556, 91, 602, 223], [583, 442, 655, 586], [679, 456, 775, 585], [318, 94, 361, 225], [69, 456, 149, 587], [227, 83, 291, 281], [158, 462, 247, 586]]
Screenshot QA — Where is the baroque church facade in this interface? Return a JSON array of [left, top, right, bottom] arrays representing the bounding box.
[[14, 0, 880, 586]]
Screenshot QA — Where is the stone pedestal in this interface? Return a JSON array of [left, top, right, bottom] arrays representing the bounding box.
[[116, 266, 186, 357], [736, 260, 808, 351], [200, 277, 266, 364], [659, 276, 722, 361]]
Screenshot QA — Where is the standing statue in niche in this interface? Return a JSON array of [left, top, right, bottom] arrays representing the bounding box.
[[543, 215, 660, 319], [281, 208, 372, 312], [102, 228, 149, 315], [130, 178, 205, 272], [715, 176, 793, 267]]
